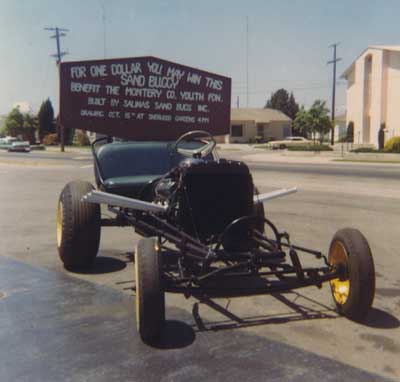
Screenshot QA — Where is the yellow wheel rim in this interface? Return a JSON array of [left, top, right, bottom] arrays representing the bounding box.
[[56, 201, 63, 248], [329, 241, 350, 305]]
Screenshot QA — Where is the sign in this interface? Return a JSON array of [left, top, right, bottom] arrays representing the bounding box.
[[59, 57, 231, 140]]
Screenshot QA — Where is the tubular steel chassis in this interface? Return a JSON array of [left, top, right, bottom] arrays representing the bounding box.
[[92, 137, 343, 300], [108, 207, 342, 300]]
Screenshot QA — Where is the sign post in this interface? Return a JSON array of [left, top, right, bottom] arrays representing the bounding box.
[[59, 56, 231, 141]]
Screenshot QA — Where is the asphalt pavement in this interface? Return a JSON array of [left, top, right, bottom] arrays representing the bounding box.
[[0, 148, 399, 381]]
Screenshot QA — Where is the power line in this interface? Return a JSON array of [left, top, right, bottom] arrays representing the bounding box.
[[245, 17, 249, 106], [328, 42, 342, 145]]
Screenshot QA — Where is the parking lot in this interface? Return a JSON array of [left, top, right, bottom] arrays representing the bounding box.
[[0, 149, 399, 381]]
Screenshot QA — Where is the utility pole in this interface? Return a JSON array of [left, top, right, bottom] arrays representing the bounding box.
[[327, 43, 342, 145], [44, 27, 69, 152], [101, 2, 107, 58], [246, 16, 249, 107]]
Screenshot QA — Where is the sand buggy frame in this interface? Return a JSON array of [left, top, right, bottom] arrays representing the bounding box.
[[56, 131, 375, 343]]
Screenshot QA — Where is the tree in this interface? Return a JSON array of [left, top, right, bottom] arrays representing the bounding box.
[[37, 98, 55, 141], [265, 88, 299, 120], [3, 107, 25, 137], [292, 100, 332, 143], [265, 89, 301, 135], [347, 121, 354, 143], [378, 123, 385, 150], [22, 114, 38, 144]]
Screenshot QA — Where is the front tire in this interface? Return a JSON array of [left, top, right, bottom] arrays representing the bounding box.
[[57, 180, 101, 270], [328, 228, 375, 322], [135, 237, 165, 342]]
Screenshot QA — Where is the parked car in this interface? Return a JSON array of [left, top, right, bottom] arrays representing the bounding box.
[[268, 136, 311, 149], [7, 140, 31, 152], [0, 137, 31, 152]]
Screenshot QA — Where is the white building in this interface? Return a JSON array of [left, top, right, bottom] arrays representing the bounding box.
[[342, 45, 400, 147]]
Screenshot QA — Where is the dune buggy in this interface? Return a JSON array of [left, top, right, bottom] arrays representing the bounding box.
[[56, 130, 375, 342]]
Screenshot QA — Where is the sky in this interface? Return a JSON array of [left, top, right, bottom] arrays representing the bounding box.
[[1, 0, 399, 116]]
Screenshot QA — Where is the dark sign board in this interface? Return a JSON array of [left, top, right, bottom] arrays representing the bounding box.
[[59, 56, 231, 140]]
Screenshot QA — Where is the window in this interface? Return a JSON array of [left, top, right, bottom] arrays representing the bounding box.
[[231, 125, 243, 137]]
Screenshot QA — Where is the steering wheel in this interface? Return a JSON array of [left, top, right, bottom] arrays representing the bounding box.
[[173, 130, 216, 159]]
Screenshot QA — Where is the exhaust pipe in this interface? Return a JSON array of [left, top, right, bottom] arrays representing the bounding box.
[[82, 190, 167, 213], [254, 187, 297, 204]]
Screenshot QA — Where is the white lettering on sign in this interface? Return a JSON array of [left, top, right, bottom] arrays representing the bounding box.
[[147, 62, 163, 75], [89, 65, 108, 77], [176, 103, 192, 112], [80, 109, 104, 117], [197, 117, 210, 123], [205, 77, 223, 91], [180, 91, 204, 101], [149, 76, 179, 89], [111, 63, 142, 75], [62, 58, 231, 138], [123, 100, 150, 109], [70, 66, 87, 79], [120, 73, 146, 87], [124, 87, 162, 98], [148, 113, 172, 121], [124, 112, 136, 119], [71, 82, 101, 93], [108, 111, 121, 118], [166, 67, 185, 81], [155, 102, 173, 111], [88, 97, 106, 106], [187, 72, 201, 85], [208, 93, 222, 102], [105, 85, 120, 96], [197, 104, 209, 113], [175, 115, 195, 123]]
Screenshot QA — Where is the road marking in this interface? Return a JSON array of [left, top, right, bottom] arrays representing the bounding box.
[[73, 156, 91, 161], [80, 164, 93, 169]]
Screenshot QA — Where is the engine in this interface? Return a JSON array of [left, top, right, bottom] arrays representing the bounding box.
[[173, 159, 254, 242]]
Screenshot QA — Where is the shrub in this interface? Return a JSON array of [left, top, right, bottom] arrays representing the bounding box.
[[384, 136, 400, 153], [350, 147, 380, 153], [288, 144, 333, 152], [43, 133, 59, 145], [74, 130, 91, 146]]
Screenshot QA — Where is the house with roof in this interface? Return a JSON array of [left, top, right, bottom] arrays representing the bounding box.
[[216, 108, 292, 143], [341, 45, 400, 147]]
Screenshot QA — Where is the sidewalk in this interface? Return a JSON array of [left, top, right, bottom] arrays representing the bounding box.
[[221, 146, 400, 166], [42, 145, 92, 154]]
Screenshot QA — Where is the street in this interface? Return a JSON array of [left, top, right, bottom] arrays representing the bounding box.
[[0, 148, 399, 380]]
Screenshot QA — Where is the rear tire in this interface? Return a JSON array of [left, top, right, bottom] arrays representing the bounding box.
[[328, 228, 375, 322], [135, 237, 165, 342], [57, 180, 101, 270]]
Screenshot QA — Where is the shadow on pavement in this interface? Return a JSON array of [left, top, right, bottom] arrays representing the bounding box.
[[191, 291, 338, 332], [360, 308, 400, 329], [147, 320, 196, 349], [72, 256, 127, 274]]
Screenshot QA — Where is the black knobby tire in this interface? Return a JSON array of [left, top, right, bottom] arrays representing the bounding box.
[[57, 180, 101, 270], [328, 228, 375, 322], [135, 237, 165, 342]]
